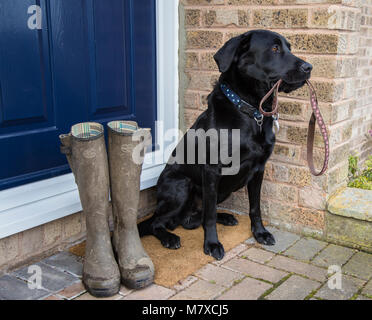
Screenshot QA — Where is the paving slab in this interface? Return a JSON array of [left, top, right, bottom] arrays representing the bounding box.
[[223, 257, 287, 283], [75, 292, 122, 300], [246, 227, 300, 253], [356, 295, 372, 300], [123, 284, 175, 300], [172, 276, 198, 292], [362, 279, 372, 296], [268, 255, 327, 282], [12, 262, 79, 293], [41, 252, 83, 278], [170, 280, 224, 300], [217, 277, 272, 300], [284, 237, 327, 261], [0, 275, 50, 300], [195, 264, 244, 288], [212, 243, 247, 266], [343, 252, 372, 280], [240, 247, 275, 264], [315, 275, 365, 300], [56, 282, 86, 299], [311, 244, 355, 268], [265, 275, 320, 300]]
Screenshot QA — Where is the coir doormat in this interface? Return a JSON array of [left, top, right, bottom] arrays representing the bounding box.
[[69, 212, 253, 288]]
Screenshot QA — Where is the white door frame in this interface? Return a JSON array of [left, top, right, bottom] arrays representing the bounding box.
[[0, 0, 179, 239]]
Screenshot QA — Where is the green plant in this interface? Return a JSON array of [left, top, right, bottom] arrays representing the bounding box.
[[347, 155, 372, 190]]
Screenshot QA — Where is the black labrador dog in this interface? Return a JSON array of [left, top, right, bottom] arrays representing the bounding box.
[[138, 29, 312, 260]]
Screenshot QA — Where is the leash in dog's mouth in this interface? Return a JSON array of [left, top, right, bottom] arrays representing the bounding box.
[[259, 79, 329, 176]]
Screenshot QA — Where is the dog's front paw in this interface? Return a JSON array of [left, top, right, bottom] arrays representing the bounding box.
[[217, 212, 238, 226], [204, 241, 225, 260], [252, 228, 276, 246], [161, 233, 181, 249]]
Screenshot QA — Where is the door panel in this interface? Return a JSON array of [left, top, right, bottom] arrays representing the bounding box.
[[0, 0, 157, 190]]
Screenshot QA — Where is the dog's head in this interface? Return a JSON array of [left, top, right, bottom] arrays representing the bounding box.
[[214, 30, 312, 93]]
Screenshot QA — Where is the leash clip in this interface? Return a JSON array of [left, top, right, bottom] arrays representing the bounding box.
[[254, 111, 264, 133]]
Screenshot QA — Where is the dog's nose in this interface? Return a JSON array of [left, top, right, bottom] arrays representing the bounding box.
[[300, 62, 313, 73]]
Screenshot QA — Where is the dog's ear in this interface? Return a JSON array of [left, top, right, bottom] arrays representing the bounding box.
[[214, 33, 251, 73]]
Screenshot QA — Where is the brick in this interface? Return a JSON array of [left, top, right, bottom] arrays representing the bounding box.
[[289, 167, 312, 187], [195, 264, 244, 287], [204, 9, 239, 27], [217, 277, 272, 300], [315, 275, 365, 300], [238, 10, 250, 27], [271, 143, 302, 165], [185, 52, 199, 70], [20, 225, 43, 257], [284, 237, 327, 261], [43, 219, 62, 247], [241, 247, 275, 264], [200, 52, 218, 71], [278, 100, 304, 120], [227, 0, 278, 4], [268, 255, 328, 282], [299, 186, 327, 210], [170, 279, 224, 300], [272, 163, 289, 182], [0, 233, 19, 267], [266, 275, 320, 300], [311, 244, 355, 268], [343, 252, 372, 280], [41, 252, 83, 278], [57, 282, 86, 299], [185, 9, 201, 27], [62, 213, 82, 239], [187, 31, 223, 49], [253, 9, 308, 28], [311, 8, 359, 31], [184, 91, 199, 110], [285, 33, 339, 54], [45, 295, 63, 300], [0, 275, 50, 300], [183, 0, 224, 5], [262, 181, 298, 203], [223, 258, 288, 283], [123, 284, 175, 300], [12, 262, 79, 293], [186, 71, 219, 91]]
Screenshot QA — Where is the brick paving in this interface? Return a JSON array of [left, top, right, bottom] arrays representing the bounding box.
[[0, 226, 371, 300]]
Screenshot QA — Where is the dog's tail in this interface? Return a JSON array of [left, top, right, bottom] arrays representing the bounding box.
[[138, 215, 155, 237]]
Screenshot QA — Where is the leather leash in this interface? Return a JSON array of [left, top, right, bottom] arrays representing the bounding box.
[[259, 79, 329, 176]]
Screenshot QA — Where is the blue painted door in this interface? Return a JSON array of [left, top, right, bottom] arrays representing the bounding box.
[[0, 0, 157, 190]]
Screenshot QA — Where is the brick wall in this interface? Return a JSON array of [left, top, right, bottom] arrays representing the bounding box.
[[352, 0, 372, 160], [179, 0, 371, 236]]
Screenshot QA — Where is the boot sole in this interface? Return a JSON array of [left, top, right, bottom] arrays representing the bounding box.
[[122, 274, 154, 290], [84, 284, 121, 298]]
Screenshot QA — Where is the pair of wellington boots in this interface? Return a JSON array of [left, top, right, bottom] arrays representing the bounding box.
[[59, 121, 154, 297]]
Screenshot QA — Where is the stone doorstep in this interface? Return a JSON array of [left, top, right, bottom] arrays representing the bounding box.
[[326, 187, 372, 254]]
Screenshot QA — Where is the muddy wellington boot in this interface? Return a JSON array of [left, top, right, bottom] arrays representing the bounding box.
[[59, 122, 120, 297], [107, 121, 154, 289]]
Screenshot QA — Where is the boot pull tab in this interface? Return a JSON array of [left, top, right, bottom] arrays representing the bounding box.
[[59, 134, 72, 155]]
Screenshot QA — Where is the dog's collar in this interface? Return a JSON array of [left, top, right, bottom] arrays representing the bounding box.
[[220, 83, 264, 127]]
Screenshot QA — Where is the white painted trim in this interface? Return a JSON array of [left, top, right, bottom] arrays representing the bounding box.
[[0, 0, 179, 239]]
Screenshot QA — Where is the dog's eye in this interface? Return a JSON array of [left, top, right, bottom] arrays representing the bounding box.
[[272, 45, 280, 53]]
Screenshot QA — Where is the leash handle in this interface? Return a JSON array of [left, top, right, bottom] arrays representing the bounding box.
[[306, 80, 329, 176], [259, 79, 282, 117]]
